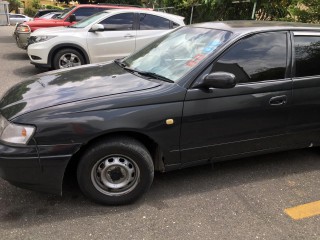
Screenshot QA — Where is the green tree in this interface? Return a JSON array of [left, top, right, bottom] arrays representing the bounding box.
[[31, 0, 41, 9], [8, 0, 22, 12], [288, 0, 320, 23], [255, 0, 292, 20]]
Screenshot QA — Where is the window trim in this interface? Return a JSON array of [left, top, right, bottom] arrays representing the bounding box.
[[210, 31, 290, 85], [293, 31, 320, 36]]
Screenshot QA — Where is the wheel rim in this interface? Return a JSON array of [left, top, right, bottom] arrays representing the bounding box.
[[58, 53, 81, 68], [91, 155, 140, 196]]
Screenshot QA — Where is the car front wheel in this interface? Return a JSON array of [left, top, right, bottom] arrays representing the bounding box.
[[77, 137, 154, 205], [53, 48, 85, 69]]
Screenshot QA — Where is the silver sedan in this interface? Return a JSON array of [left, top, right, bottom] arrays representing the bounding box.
[[9, 14, 32, 25]]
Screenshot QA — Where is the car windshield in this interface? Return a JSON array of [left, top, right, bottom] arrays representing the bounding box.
[[41, 12, 59, 19], [122, 27, 233, 82], [56, 6, 76, 19], [69, 12, 107, 28]]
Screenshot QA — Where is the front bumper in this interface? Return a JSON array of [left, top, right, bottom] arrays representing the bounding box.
[[28, 42, 51, 68], [13, 31, 30, 50], [0, 141, 81, 195]]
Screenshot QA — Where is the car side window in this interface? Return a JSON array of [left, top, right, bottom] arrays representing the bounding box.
[[99, 13, 134, 31], [139, 14, 170, 30], [210, 32, 287, 83], [294, 36, 320, 78], [172, 22, 180, 29], [73, 7, 105, 21]]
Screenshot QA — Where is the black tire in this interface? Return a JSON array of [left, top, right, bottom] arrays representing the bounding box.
[[77, 137, 154, 205], [53, 48, 85, 70]]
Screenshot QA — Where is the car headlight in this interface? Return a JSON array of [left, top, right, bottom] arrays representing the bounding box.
[[0, 114, 35, 145], [33, 35, 56, 43], [17, 24, 31, 33]]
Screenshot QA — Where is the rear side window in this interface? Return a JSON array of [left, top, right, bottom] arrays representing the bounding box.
[[211, 32, 287, 83], [99, 13, 134, 30], [294, 36, 320, 78], [139, 14, 170, 30]]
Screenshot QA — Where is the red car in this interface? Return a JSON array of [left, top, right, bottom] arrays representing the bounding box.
[[14, 4, 147, 49]]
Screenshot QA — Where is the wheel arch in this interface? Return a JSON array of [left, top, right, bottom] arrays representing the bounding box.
[[63, 131, 165, 187], [48, 43, 90, 67]]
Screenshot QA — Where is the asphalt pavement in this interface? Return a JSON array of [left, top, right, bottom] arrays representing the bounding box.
[[0, 25, 320, 240]]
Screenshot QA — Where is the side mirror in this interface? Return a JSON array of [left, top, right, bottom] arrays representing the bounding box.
[[195, 72, 237, 89], [69, 14, 76, 23], [90, 24, 105, 32]]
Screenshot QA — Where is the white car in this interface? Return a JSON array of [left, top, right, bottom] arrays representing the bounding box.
[[9, 14, 32, 25], [38, 12, 62, 19], [27, 9, 185, 69]]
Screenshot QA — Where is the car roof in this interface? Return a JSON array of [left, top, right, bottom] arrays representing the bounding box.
[[9, 13, 26, 16], [192, 21, 320, 34], [76, 4, 147, 9], [103, 9, 184, 21], [37, 9, 62, 12]]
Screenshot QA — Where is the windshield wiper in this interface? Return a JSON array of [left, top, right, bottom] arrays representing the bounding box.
[[136, 71, 174, 83], [114, 59, 173, 83], [114, 59, 127, 68]]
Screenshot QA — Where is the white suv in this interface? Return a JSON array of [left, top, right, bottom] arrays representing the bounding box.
[[27, 9, 185, 69]]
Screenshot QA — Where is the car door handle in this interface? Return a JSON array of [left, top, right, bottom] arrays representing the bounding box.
[[269, 95, 287, 106], [124, 34, 134, 38]]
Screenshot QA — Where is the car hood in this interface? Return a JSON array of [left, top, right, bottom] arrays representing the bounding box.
[[0, 62, 161, 120], [31, 26, 80, 36], [25, 18, 64, 29]]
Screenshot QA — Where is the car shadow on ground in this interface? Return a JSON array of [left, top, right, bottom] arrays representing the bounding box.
[[12, 65, 47, 77], [3, 52, 29, 61], [0, 148, 319, 229]]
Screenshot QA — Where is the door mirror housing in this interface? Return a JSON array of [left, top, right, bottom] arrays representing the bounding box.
[[69, 14, 76, 23], [90, 24, 105, 32], [195, 72, 237, 89]]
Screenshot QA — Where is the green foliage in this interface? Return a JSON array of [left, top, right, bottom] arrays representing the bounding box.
[[254, 0, 292, 20], [24, 7, 37, 17], [63, 0, 319, 24], [287, 0, 320, 23], [31, 0, 41, 9], [8, 0, 22, 12], [45, 5, 64, 10]]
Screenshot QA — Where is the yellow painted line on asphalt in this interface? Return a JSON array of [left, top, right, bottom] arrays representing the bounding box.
[[285, 200, 320, 220]]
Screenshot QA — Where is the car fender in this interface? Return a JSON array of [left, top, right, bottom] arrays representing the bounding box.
[[48, 43, 91, 66]]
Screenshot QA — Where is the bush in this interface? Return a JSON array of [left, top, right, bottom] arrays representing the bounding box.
[[24, 7, 37, 17], [45, 5, 64, 10]]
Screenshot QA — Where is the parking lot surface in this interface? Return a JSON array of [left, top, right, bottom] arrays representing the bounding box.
[[0, 25, 320, 240]]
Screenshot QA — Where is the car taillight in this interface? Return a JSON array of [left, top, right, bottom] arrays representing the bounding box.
[[17, 25, 31, 33]]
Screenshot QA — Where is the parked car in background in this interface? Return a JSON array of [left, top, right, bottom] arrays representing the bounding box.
[[27, 9, 184, 69], [13, 4, 147, 49], [9, 14, 32, 25], [33, 9, 63, 18], [2, 21, 320, 205], [35, 12, 63, 20]]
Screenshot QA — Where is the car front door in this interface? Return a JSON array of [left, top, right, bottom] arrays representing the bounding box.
[[180, 31, 293, 164], [86, 13, 136, 63]]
